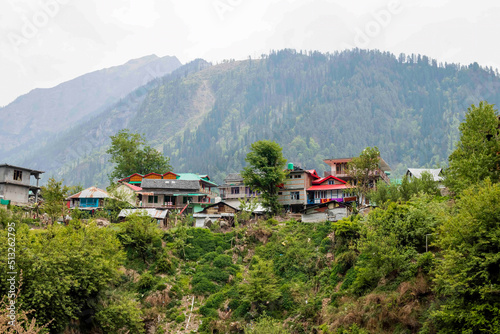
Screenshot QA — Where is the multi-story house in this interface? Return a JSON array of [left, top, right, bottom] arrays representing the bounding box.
[[278, 164, 320, 213], [219, 173, 259, 205], [0, 164, 44, 205], [138, 174, 218, 214]]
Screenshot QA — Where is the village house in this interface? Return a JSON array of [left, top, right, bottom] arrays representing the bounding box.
[[115, 182, 142, 206], [278, 164, 320, 212], [0, 164, 44, 205], [219, 173, 260, 207], [119, 171, 220, 213], [118, 208, 168, 227], [66, 186, 110, 210]]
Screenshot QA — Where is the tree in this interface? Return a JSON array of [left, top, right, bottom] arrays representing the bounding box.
[[107, 129, 172, 182], [0, 222, 124, 333], [117, 213, 163, 264], [346, 147, 382, 206], [431, 179, 500, 332], [242, 140, 287, 215], [242, 256, 281, 310], [445, 102, 500, 194], [41, 178, 69, 225]]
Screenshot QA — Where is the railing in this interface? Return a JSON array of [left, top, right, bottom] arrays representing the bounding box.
[[200, 188, 218, 197]]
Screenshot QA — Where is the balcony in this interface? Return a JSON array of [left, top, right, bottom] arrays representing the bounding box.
[[199, 188, 218, 197]]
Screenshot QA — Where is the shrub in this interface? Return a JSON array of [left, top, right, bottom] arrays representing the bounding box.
[[213, 254, 233, 268]]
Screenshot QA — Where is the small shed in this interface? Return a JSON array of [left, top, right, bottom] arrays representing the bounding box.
[[118, 208, 168, 227], [193, 202, 239, 228]]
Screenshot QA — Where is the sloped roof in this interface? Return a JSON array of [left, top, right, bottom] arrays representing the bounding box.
[[307, 184, 351, 191], [118, 173, 143, 182], [406, 168, 443, 182], [224, 173, 244, 183], [67, 187, 109, 199], [141, 178, 200, 190], [200, 201, 240, 213], [306, 170, 320, 179], [313, 175, 347, 185], [118, 209, 168, 219], [121, 183, 142, 191], [176, 173, 218, 187]]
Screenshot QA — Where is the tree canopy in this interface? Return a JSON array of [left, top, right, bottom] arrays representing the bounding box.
[[241, 140, 287, 215], [445, 102, 500, 194], [347, 146, 382, 205], [107, 129, 172, 182]]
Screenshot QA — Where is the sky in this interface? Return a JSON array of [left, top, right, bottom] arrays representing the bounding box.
[[1, 0, 499, 106]]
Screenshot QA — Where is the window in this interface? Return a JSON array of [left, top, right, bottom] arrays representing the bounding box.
[[148, 195, 158, 204], [294, 174, 301, 179], [13, 170, 22, 181], [288, 175, 293, 179], [231, 187, 240, 194], [291, 192, 300, 200], [328, 180, 336, 185], [278, 192, 283, 195]]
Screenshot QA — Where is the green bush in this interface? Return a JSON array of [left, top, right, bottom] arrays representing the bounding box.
[[95, 293, 145, 334], [136, 272, 159, 293], [213, 254, 233, 268], [175, 313, 186, 323]]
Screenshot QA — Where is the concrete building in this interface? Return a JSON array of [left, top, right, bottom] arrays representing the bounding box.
[[0, 164, 44, 205]]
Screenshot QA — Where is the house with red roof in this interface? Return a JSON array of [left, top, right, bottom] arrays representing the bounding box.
[[306, 175, 356, 205]]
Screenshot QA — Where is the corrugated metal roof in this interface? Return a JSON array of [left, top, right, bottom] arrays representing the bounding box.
[[406, 168, 443, 182], [118, 209, 168, 219], [67, 186, 110, 199], [307, 184, 351, 191]]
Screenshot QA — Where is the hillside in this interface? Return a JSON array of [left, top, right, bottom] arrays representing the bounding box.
[[0, 54, 181, 154], [8, 49, 500, 186]]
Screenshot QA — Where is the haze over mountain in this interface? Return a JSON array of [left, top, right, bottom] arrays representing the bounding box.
[[0, 55, 181, 154], [5, 49, 500, 187]]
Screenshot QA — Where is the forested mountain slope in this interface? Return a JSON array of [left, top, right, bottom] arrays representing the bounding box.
[[0, 54, 181, 154], [9, 49, 500, 186]]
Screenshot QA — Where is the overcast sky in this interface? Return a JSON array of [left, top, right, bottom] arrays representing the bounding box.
[[1, 0, 499, 106]]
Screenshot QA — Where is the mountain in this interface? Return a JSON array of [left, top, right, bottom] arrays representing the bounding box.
[[0, 54, 181, 154], [6, 49, 500, 186]]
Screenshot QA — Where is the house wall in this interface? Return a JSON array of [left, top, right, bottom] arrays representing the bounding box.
[[301, 207, 347, 223], [0, 184, 29, 204], [0, 166, 32, 187], [279, 172, 307, 205]]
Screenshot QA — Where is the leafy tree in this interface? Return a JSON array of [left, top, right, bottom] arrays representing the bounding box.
[[105, 184, 135, 223], [0, 222, 124, 333], [242, 256, 281, 309], [368, 172, 440, 207], [95, 291, 144, 334], [41, 178, 69, 224], [117, 212, 162, 264], [242, 140, 287, 215], [445, 102, 500, 194], [346, 147, 383, 206], [107, 129, 172, 182], [431, 179, 500, 333]]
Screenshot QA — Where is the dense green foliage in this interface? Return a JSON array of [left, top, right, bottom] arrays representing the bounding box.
[[368, 172, 440, 207], [40, 178, 70, 224], [242, 140, 287, 215], [107, 129, 172, 181], [445, 102, 500, 194]]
